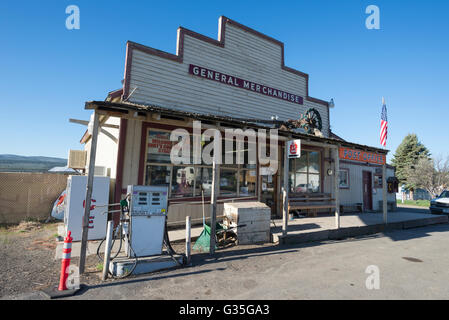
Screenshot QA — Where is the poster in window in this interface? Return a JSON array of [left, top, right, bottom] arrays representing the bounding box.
[[339, 169, 349, 189], [147, 131, 173, 163]]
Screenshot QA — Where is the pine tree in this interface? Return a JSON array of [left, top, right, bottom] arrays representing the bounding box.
[[391, 133, 431, 191]]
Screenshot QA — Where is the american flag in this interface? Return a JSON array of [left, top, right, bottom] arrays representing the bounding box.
[[380, 97, 388, 147]]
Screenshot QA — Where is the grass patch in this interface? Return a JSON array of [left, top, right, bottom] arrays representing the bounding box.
[[96, 263, 103, 272], [397, 199, 430, 207]]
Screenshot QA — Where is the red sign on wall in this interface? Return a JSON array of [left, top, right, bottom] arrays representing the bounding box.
[[287, 140, 301, 159], [339, 147, 386, 165]]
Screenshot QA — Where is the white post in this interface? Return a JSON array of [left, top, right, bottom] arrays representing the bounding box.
[[185, 216, 191, 265], [79, 111, 99, 274], [282, 143, 289, 236], [210, 160, 219, 255], [334, 146, 340, 229], [383, 164, 388, 224], [102, 220, 114, 281]]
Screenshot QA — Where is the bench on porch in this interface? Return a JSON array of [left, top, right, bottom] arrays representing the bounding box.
[[287, 193, 336, 217]]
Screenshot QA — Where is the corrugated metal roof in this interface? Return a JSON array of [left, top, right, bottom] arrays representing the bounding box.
[[85, 100, 389, 154]]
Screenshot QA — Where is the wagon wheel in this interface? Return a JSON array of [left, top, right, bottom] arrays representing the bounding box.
[[301, 108, 322, 134]]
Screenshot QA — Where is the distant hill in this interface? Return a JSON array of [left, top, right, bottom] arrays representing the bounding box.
[[0, 154, 67, 172]]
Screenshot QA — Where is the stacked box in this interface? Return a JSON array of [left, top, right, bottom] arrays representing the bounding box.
[[223, 202, 271, 245]]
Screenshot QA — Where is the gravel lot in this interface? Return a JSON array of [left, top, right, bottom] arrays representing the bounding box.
[[0, 221, 103, 297], [0, 220, 207, 298]]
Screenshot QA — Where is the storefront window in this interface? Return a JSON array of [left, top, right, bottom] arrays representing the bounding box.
[[220, 169, 238, 196], [195, 167, 213, 196], [239, 169, 256, 196], [144, 128, 259, 199], [308, 151, 320, 174], [289, 150, 321, 193], [339, 168, 350, 189], [294, 172, 308, 192], [171, 166, 194, 198], [374, 174, 383, 188], [308, 174, 320, 193], [145, 165, 171, 186]]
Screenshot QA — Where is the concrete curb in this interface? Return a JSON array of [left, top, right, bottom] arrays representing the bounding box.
[[276, 215, 449, 245]]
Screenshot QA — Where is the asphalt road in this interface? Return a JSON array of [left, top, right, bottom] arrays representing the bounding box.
[[8, 221, 446, 300]]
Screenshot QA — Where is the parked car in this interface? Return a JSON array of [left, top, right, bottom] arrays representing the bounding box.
[[429, 190, 449, 214]]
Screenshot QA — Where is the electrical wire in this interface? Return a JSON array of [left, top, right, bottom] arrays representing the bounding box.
[[162, 219, 184, 266]]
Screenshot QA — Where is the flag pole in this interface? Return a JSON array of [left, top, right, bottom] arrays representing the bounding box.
[[381, 97, 388, 224]]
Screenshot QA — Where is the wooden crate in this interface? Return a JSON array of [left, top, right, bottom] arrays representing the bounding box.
[[223, 202, 271, 245]]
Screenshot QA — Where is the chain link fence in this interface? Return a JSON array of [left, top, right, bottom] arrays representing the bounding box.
[[0, 172, 68, 224]]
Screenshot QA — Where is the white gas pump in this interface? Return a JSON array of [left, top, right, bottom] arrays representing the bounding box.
[[125, 185, 169, 258]]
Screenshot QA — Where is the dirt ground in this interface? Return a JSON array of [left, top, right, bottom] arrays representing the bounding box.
[[0, 221, 103, 298], [0, 220, 227, 298]]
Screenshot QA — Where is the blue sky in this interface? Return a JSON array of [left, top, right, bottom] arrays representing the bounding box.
[[0, 0, 448, 163]]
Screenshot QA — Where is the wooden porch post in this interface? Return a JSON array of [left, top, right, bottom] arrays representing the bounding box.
[[334, 146, 341, 229], [79, 111, 99, 274], [282, 143, 289, 236], [382, 164, 388, 224], [210, 159, 219, 255]]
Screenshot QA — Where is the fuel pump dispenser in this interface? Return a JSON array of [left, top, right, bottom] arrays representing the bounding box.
[[98, 184, 185, 279], [125, 185, 168, 258]]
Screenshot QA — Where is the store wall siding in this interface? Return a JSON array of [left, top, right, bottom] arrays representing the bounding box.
[[121, 119, 142, 189], [339, 162, 395, 211], [127, 23, 330, 137], [83, 117, 120, 179]]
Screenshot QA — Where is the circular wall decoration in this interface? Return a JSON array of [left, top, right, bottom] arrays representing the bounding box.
[[300, 108, 323, 133], [286, 108, 323, 135]]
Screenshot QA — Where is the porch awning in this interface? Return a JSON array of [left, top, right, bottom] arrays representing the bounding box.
[[84, 100, 388, 154]]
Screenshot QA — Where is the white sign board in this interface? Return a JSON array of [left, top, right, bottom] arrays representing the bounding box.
[[287, 140, 301, 159]]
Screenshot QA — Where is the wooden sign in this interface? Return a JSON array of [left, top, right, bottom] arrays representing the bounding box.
[[339, 147, 386, 165], [189, 64, 304, 105]]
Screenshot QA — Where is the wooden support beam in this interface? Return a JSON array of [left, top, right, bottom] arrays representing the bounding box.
[[69, 118, 119, 129], [382, 164, 388, 224], [282, 143, 289, 236], [79, 111, 99, 274], [334, 146, 341, 229], [100, 128, 118, 144], [209, 159, 219, 255]]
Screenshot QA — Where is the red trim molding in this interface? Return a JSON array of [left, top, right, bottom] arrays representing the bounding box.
[[114, 118, 128, 203], [122, 16, 329, 107]]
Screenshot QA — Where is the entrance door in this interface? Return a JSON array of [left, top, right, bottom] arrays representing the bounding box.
[[362, 171, 373, 211]]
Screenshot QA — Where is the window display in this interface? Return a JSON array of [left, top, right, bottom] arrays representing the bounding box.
[[289, 149, 321, 193], [144, 129, 259, 199]]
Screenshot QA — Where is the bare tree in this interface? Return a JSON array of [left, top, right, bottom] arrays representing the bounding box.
[[406, 156, 449, 198]]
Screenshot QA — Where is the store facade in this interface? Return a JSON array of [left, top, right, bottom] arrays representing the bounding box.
[[81, 16, 396, 226]]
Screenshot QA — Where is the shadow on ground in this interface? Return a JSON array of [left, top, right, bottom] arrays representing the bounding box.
[[74, 220, 449, 299]]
